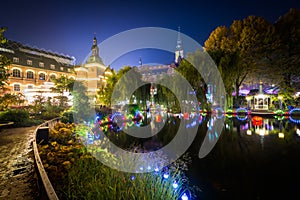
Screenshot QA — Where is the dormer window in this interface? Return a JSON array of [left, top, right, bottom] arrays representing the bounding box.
[[27, 60, 32, 65], [39, 62, 44, 67], [13, 57, 19, 63], [50, 64, 55, 69], [60, 67, 64, 71]]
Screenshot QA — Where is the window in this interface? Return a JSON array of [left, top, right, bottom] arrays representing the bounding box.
[[14, 84, 20, 91], [67, 68, 71, 72], [27, 60, 32, 65], [50, 64, 55, 69], [39, 62, 44, 67], [27, 71, 34, 79], [60, 67, 64, 71], [39, 73, 46, 80], [12, 69, 21, 77], [28, 85, 33, 89], [50, 74, 56, 80], [13, 57, 19, 63]]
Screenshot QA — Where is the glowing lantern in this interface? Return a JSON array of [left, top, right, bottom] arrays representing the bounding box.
[[156, 114, 162, 122]]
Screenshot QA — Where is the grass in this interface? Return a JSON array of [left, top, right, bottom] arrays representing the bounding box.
[[38, 122, 199, 200]]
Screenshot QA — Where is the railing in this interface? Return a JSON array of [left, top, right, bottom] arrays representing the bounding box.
[[33, 118, 60, 200]]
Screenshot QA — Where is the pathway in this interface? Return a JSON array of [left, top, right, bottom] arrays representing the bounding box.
[[0, 126, 40, 200]]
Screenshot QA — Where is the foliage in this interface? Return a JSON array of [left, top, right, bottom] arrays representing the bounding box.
[[0, 93, 25, 111], [0, 109, 42, 127], [71, 81, 93, 122], [38, 121, 199, 200], [204, 16, 279, 107], [0, 27, 11, 92], [273, 8, 300, 100], [60, 109, 75, 124]]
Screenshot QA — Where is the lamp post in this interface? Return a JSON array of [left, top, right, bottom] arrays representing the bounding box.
[[278, 95, 283, 110]]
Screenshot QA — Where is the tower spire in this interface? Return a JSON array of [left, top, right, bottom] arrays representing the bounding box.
[[175, 26, 184, 64]]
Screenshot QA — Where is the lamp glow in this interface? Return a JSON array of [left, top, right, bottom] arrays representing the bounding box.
[[172, 181, 178, 189], [278, 132, 284, 138], [181, 193, 189, 200], [163, 173, 169, 179]]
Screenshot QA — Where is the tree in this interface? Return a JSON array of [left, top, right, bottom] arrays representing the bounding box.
[[0, 27, 11, 92], [205, 16, 278, 107], [274, 8, 300, 103], [51, 75, 74, 107]]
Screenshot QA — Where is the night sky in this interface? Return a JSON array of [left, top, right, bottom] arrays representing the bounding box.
[[0, 0, 299, 70]]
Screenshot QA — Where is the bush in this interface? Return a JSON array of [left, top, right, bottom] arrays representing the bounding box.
[[61, 110, 75, 124], [0, 109, 44, 127]]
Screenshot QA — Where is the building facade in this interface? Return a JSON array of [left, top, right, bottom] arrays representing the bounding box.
[[0, 40, 76, 103], [74, 36, 112, 97]]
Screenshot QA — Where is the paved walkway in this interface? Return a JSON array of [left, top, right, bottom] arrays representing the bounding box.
[[0, 126, 40, 200]]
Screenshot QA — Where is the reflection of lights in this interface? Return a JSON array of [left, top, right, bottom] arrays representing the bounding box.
[[236, 114, 248, 121], [289, 108, 300, 115], [296, 129, 300, 136], [278, 132, 284, 138], [289, 115, 300, 124], [258, 129, 269, 136], [247, 130, 252, 135], [225, 124, 230, 129]]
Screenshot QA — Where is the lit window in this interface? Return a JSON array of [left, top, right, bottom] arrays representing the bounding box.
[[27, 71, 34, 79], [50, 74, 56, 80], [39, 73, 46, 80], [67, 68, 71, 72], [60, 67, 64, 71], [27, 60, 32, 65], [13, 57, 19, 63], [12, 69, 21, 77], [50, 64, 55, 69], [39, 62, 44, 67], [14, 84, 20, 91]]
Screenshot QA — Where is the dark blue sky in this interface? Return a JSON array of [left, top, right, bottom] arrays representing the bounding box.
[[0, 0, 299, 70]]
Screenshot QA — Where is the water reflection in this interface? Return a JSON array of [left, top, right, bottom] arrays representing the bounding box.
[[90, 111, 300, 199]]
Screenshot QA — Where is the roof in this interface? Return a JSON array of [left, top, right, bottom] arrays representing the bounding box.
[[0, 40, 75, 73]]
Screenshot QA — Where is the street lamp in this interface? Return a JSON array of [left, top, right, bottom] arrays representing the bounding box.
[[278, 95, 283, 110]]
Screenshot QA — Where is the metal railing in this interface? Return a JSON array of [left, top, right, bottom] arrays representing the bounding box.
[[33, 117, 60, 200]]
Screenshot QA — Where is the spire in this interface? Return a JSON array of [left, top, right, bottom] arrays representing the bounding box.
[[93, 32, 97, 46], [86, 33, 104, 65], [91, 33, 99, 57], [176, 26, 183, 51], [175, 26, 184, 64]]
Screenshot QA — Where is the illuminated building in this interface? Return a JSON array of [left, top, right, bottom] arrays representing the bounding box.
[[0, 40, 76, 103], [74, 36, 113, 97]]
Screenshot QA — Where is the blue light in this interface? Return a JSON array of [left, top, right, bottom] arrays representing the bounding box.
[[154, 167, 159, 172], [163, 173, 169, 179], [172, 181, 178, 189], [131, 176, 135, 180], [147, 166, 151, 170], [181, 193, 189, 200]]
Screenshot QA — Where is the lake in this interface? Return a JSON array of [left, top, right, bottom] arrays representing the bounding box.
[[98, 112, 300, 200]]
